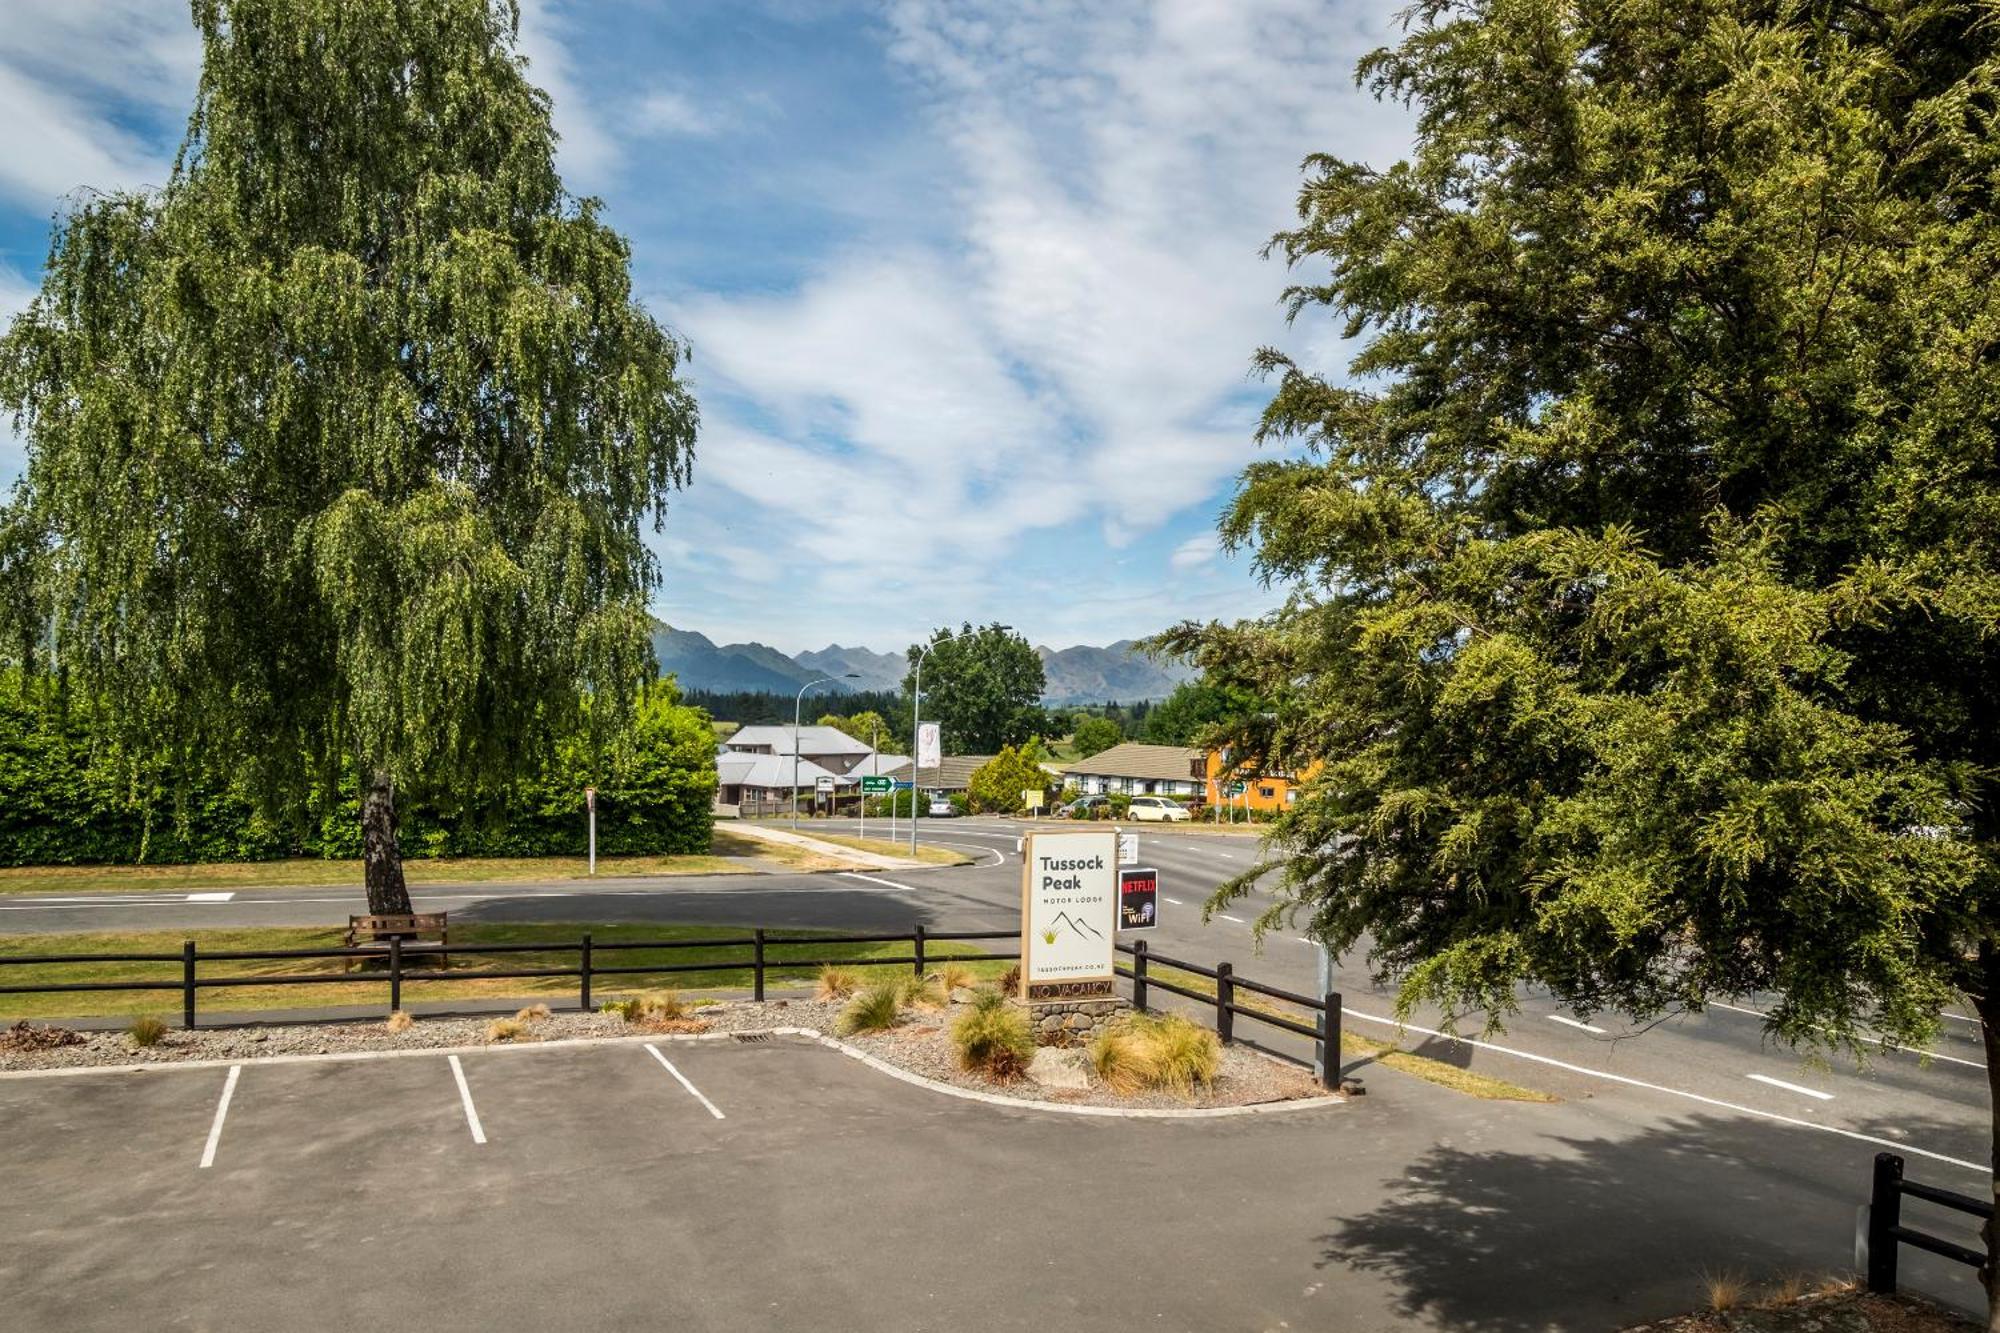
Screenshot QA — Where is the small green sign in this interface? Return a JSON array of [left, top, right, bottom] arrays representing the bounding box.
[[1227, 782, 1247, 796], [861, 775, 894, 794]]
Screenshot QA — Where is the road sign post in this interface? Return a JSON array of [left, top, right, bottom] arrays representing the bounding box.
[[585, 786, 597, 876], [860, 774, 893, 842]]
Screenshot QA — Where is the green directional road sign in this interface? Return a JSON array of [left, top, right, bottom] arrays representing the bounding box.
[[1227, 782, 1247, 796], [861, 775, 894, 794]]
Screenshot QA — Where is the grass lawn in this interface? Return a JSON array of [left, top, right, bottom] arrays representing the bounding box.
[[0, 827, 794, 897], [801, 832, 972, 866], [0, 923, 1012, 1022]]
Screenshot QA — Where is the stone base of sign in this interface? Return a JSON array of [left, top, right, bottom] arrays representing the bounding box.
[[1012, 996, 1130, 1047]]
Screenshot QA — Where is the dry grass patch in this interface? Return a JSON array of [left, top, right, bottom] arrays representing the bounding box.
[[929, 962, 977, 993], [1703, 1271, 1746, 1313], [513, 1003, 552, 1024], [384, 1010, 413, 1034], [126, 1014, 168, 1047], [815, 965, 861, 1002], [606, 991, 707, 1033], [1089, 1013, 1220, 1097], [485, 1017, 533, 1043], [898, 974, 946, 1011]]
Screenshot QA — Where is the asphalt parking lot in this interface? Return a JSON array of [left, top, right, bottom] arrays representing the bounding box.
[[0, 1036, 1984, 1331]]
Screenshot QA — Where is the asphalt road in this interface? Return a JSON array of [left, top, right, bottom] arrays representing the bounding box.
[[0, 1035, 1982, 1330], [1, 816, 1991, 1314]]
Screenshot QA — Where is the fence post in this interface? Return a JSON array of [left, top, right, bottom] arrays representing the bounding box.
[[580, 933, 593, 1012], [753, 928, 766, 1002], [1132, 940, 1149, 1011], [1216, 962, 1234, 1044], [1318, 990, 1342, 1090], [389, 935, 403, 1015], [913, 923, 927, 977], [182, 940, 196, 1030], [1866, 1152, 1903, 1293]]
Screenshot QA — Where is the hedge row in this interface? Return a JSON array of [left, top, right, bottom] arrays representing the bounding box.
[[0, 676, 717, 867]]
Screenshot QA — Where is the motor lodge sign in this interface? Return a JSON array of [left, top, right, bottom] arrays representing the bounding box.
[[1019, 830, 1118, 1000]]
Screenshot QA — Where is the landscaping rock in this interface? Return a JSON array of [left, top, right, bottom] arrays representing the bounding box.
[[1027, 1046, 1090, 1091], [948, 987, 979, 1005]]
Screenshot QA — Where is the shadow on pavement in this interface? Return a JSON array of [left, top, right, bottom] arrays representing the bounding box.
[[444, 886, 1006, 934], [1316, 1109, 1986, 1330]]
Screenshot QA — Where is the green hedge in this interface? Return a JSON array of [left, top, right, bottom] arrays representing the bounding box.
[[0, 675, 715, 866]]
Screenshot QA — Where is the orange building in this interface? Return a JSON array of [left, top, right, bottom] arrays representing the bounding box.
[[1198, 749, 1312, 813]]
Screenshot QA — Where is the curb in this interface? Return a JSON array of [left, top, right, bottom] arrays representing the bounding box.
[[0, 1025, 1346, 1119]]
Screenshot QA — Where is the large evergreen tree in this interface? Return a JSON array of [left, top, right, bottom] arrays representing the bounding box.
[[0, 0, 696, 913], [1167, 0, 2000, 1308], [904, 623, 1046, 754]]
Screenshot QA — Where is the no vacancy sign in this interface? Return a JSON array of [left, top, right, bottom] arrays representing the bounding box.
[[1019, 830, 1117, 998]]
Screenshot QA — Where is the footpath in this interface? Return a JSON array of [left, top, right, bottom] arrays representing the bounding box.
[[725, 821, 930, 871]]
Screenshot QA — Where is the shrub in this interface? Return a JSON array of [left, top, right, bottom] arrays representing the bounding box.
[[513, 1003, 551, 1024], [929, 962, 976, 994], [1088, 1013, 1220, 1097], [835, 981, 903, 1036], [816, 965, 861, 1002], [995, 964, 1021, 996], [485, 1017, 530, 1043], [384, 1010, 413, 1034], [610, 991, 690, 1027], [951, 991, 1034, 1080], [126, 1015, 168, 1047], [898, 973, 946, 1010]]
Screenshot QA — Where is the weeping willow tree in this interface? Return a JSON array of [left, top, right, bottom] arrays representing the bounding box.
[[0, 0, 697, 912]]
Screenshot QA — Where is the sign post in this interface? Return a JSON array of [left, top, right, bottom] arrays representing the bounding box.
[[1019, 830, 1117, 999], [1022, 788, 1045, 817], [584, 786, 597, 876], [912, 721, 942, 855], [861, 774, 893, 842]]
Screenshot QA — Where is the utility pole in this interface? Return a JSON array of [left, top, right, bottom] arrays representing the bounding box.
[[793, 674, 857, 829], [906, 627, 961, 855]]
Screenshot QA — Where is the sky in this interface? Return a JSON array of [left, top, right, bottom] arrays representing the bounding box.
[[0, 0, 1412, 655]]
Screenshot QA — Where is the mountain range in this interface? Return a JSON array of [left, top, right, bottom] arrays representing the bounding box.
[[649, 622, 1192, 705]]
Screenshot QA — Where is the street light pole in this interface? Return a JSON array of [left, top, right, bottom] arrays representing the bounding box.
[[792, 674, 857, 829]]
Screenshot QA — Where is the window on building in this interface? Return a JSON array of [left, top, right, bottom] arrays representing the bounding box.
[[1260, 786, 1276, 799]]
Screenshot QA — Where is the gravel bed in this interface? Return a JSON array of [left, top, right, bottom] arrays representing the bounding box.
[[0, 997, 1335, 1112]]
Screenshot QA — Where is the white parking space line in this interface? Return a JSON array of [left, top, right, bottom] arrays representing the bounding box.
[[837, 871, 918, 892], [197, 1064, 241, 1169], [1548, 1014, 1606, 1035], [1708, 999, 1987, 1070], [1745, 1073, 1833, 1101], [185, 892, 236, 902], [645, 1044, 726, 1119], [447, 1055, 487, 1143]]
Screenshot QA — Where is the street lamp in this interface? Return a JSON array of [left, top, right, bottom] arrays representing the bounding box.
[[793, 674, 858, 828], [907, 628, 963, 854]]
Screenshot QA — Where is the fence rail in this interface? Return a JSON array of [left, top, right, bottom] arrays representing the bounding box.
[[1860, 1153, 1991, 1292], [0, 927, 1347, 1091]]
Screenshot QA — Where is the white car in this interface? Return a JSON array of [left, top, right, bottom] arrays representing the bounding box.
[[1127, 796, 1191, 822]]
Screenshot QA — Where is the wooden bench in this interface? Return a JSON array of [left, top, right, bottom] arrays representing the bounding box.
[[345, 912, 449, 970]]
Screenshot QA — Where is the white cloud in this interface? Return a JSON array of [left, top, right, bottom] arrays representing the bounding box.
[[514, 0, 620, 190], [665, 0, 1409, 641], [1170, 533, 1218, 571]]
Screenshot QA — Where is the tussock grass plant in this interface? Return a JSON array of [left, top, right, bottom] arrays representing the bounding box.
[[485, 1017, 531, 1043], [384, 1010, 413, 1033], [1704, 1271, 1747, 1313], [1088, 1013, 1220, 1097], [126, 1015, 168, 1047], [835, 981, 903, 1036], [513, 1003, 551, 1024], [816, 965, 861, 1002], [995, 964, 1020, 996], [950, 990, 1034, 1080], [898, 973, 946, 1010], [929, 962, 976, 994], [608, 991, 695, 1029]]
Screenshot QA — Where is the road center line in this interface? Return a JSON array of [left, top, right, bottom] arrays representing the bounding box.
[[1746, 1072, 1834, 1101], [1547, 1014, 1606, 1035], [646, 1044, 726, 1119], [197, 1064, 241, 1170], [186, 892, 235, 902], [837, 871, 918, 892], [1218, 914, 1245, 924], [1337, 1005, 1980, 1172], [447, 1054, 487, 1143], [1164, 897, 1185, 906], [1707, 999, 1988, 1070]]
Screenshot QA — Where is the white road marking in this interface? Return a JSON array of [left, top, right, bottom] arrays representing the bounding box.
[[1707, 999, 1988, 1070], [1215, 852, 1236, 860], [185, 892, 235, 902], [1291, 938, 1318, 947], [197, 1064, 241, 1169], [1337, 1005, 1982, 1172], [1218, 914, 1246, 924], [1164, 897, 1185, 906], [1746, 1072, 1834, 1101], [646, 1044, 725, 1119], [447, 1054, 487, 1143], [1547, 1014, 1606, 1035], [837, 871, 918, 892]]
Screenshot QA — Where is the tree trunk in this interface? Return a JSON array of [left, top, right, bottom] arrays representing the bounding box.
[[1974, 947, 2000, 1330], [361, 769, 413, 916]]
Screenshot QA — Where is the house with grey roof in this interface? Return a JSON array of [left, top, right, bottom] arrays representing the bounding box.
[[1058, 742, 1204, 797], [714, 724, 908, 806]]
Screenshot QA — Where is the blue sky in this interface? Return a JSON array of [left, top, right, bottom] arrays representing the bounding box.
[[0, 0, 1410, 654]]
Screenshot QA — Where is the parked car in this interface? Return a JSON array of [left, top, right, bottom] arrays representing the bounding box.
[[926, 792, 960, 818], [1128, 795, 1192, 823], [1059, 795, 1110, 820]]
